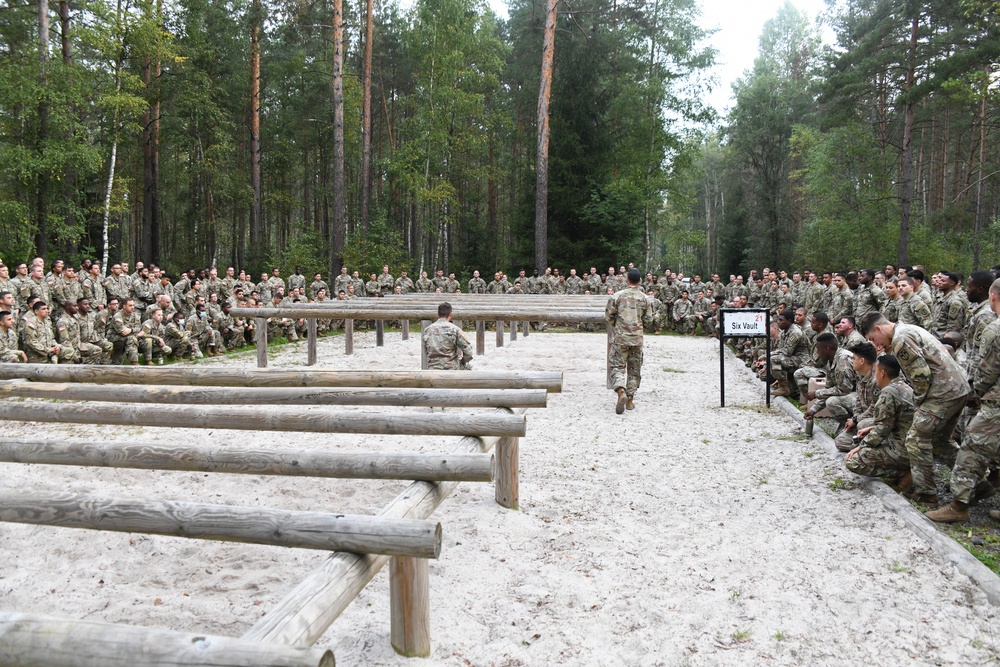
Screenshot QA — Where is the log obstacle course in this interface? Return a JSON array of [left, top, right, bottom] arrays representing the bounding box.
[[230, 294, 612, 386], [0, 365, 562, 663]]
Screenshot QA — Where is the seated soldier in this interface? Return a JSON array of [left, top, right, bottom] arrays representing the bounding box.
[[834, 316, 866, 350], [186, 303, 223, 357], [0, 309, 27, 362], [770, 310, 811, 397], [833, 343, 880, 451], [672, 291, 696, 334], [138, 306, 172, 365], [845, 354, 914, 492], [800, 333, 858, 426], [164, 310, 195, 359]]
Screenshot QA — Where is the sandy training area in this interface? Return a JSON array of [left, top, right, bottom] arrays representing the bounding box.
[[1, 330, 999, 665]]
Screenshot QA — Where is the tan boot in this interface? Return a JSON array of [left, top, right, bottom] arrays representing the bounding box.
[[626, 396, 635, 410], [926, 501, 969, 523], [889, 471, 913, 494], [615, 388, 627, 415]]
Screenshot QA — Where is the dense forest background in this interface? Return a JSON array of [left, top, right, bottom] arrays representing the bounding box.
[[0, 0, 998, 278]]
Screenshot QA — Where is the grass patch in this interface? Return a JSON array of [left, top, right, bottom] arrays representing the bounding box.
[[775, 434, 810, 442], [889, 561, 911, 573], [730, 588, 743, 601], [828, 478, 857, 491], [731, 628, 751, 643], [661, 367, 686, 373], [803, 450, 816, 458], [726, 404, 779, 415], [773, 630, 786, 641]]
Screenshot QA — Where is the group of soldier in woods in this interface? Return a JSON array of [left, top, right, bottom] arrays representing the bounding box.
[[3, 256, 1000, 527]]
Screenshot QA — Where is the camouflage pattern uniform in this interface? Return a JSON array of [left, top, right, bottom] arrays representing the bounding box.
[[333, 272, 353, 296], [949, 317, 1000, 504], [881, 295, 902, 323], [78, 310, 113, 363], [187, 311, 224, 356], [108, 308, 142, 364], [365, 279, 381, 297], [829, 285, 855, 322], [898, 293, 932, 330], [467, 276, 487, 294], [165, 319, 194, 358], [845, 376, 914, 478], [23, 311, 74, 363], [565, 275, 585, 295], [55, 310, 91, 363], [422, 317, 473, 370], [139, 316, 172, 363], [892, 323, 970, 496], [310, 279, 330, 299], [605, 286, 653, 398], [932, 289, 968, 340], [834, 366, 880, 451], [377, 272, 395, 295], [769, 323, 810, 383], [288, 273, 307, 295], [794, 347, 856, 412], [0, 323, 23, 362], [415, 275, 433, 292], [854, 283, 887, 318], [395, 275, 415, 294], [672, 296, 696, 333]]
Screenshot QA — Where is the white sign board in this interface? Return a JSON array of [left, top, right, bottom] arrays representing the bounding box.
[[722, 309, 768, 337]]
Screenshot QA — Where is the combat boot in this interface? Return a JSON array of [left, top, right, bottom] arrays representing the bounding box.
[[615, 388, 627, 415], [772, 380, 791, 397], [926, 501, 969, 523], [626, 396, 635, 410], [889, 471, 912, 494], [904, 489, 939, 506]]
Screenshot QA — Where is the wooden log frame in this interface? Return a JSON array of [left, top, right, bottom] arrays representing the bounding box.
[[0, 402, 527, 438], [231, 306, 605, 322], [0, 612, 336, 667], [0, 365, 564, 392], [0, 380, 548, 409], [0, 439, 496, 483], [241, 407, 526, 648], [0, 489, 442, 558]]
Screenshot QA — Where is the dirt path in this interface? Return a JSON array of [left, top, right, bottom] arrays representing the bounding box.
[[1, 331, 997, 665]]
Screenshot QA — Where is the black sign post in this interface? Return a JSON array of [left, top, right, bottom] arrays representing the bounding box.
[[719, 308, 771, 408]]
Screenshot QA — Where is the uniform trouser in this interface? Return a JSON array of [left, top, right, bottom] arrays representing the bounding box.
[[846, 435, 910, 478], [793, 366, 825, 396], [949, 403, 1000, 504], [194, 330, 223, 355], [836, 416, 874, 451], [674, 316, 695, 334], [26, 346, 75, 364], [825, 393, 857, 426], [769, 357, 799, 383], [140, 338, 172, 362], [166, 335, 193, 358], [110, 335, 139, 363], [610, 343, 643, 397], [222, 326, 245, 351], [77, 340, 108, 364], [905, 395, 966, 496]]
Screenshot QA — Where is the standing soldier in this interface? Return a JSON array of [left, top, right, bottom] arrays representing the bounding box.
[[566, 269, 584, 295], [365, 273, 381, 297], [333, 267, 352, 296], [858, 311, 970, 505], [932, 272, 968, 341], [395, 270, 415, 294], [268, 267, 286, 296], [377, 265, 395, 295], [445, 272, 461, 293], [606, 268, 653, 414], [467, 270, 487, 294], [928, 278, 1000, 523], [432, 269, 449, 292], [854, 269, 887, 318], [486, 271, 505, 294], [881, 280, 902, 322], [309, 273, 330, 299], [415, 270, 433, 293], [288, 266, 307, 294], [422, 302, 473, 370]]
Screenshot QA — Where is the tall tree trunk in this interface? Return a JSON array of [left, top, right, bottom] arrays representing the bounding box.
[[58, 0, 76, 253], [36, 0, 50, 258], [534, 0, 557, 273], [898, 12, 919, 265], [360, 0, 374, 236], [249, 0, 263, 270], [973, 69, 989, 270], [330, 0, 346, 274]]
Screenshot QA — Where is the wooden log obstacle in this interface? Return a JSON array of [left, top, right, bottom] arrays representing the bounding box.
[[0, 367, 561, 662]]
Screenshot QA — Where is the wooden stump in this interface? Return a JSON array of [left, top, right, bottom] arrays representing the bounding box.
[[495, 321, 504, 347], [495, 436, 519, 510], [475, 321, 485, 356], [376, 320, 385, 347], [390, 556, 430, 657], [306, 319, 318, 366], [256, 317, 268, 368], [402, 320, 410, 340], [345, 319, 354, 355], [510, 321, 516, 342], [523, 320, 529, 337]]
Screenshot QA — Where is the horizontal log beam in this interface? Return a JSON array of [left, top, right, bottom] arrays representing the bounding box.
[[242, 407, 527, 646], [0, 366, 564, 392], [0, 381, 547, 409], [0, 439, 495, 482], [0, 489, 442, 558], [0, 612, 335, 667], [0, 402, 527, 437], [231, 307, 606, 323]]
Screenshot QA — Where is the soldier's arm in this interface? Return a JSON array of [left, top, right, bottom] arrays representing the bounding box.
[[915, 301, 933, 330], [973, 330, 1000, 398], [605, 297, 617, 325], [816, 360, 855, 399], [863, 392, 895, 448], [874, 287, 887, 311], [898, 342, 932, 405]]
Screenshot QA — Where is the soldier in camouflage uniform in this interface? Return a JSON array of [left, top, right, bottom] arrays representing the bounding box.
[[138, 307, 172, 364], [54, 300, 89, 363], [467, 270, 487, 294], [0, 310, 26, 362], [927, 278, 1000, 523], [672, 291, 696, 334], [859, 312, 970, 504], [445, 273, 461, 293], [365, 273, 381, 297], [395, 270, 415, 294], [82, 263, 107, 311], [107, 297, 143, 364], [606, 269, 653, 414], [844, 354, 915, 488], [77, 298, 113, 363], [214, 302, 245, 351], [164, 311, 195, 358], [333, 267, 352, 296], [54, 265, 84, 310], [310, 273, 330, 299], [854, 269, 887, 318], [896, 277, 932, 329], [288, 266, 307, 295], [770, 310, 811, 397], [187, 303, 224, 356], [565, 269, 585, 295], [931, 271, 968, 341], [881, 280, 902, 322], [422, 302, 473, 370], [414, 270, 433, 292], [801, 334, 857, 426], [833, 342, 880, 451], [23, 301, 74, 363]]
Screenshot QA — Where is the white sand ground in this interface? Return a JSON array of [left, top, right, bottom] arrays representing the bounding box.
[[1, 330, 998, 666]]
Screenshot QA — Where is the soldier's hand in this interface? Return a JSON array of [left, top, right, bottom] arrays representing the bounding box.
[[845, 418, 855, 430], [803, 409, 815, 420], [967, 395, 981, 409], [845, 445, 861, 462], [806, 390, 816, 401], [856, 425, 873, 438]]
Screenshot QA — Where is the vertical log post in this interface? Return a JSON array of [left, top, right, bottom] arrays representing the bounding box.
[[606, 322, 613, 389], [523, 321, 529, 337], [475, 321, 485, 356], [345, 319, 354, 355], [495, 320, 504, 348], [510, 321, 516, 342], [402, 320, 409, 340], [389, 556, 430, 657], [306, 319, 318, 366], [494, 436, 519, 510], [256, 317, 268, 368], [376, 320, 384, 347], [420, 320, 430, 370]]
